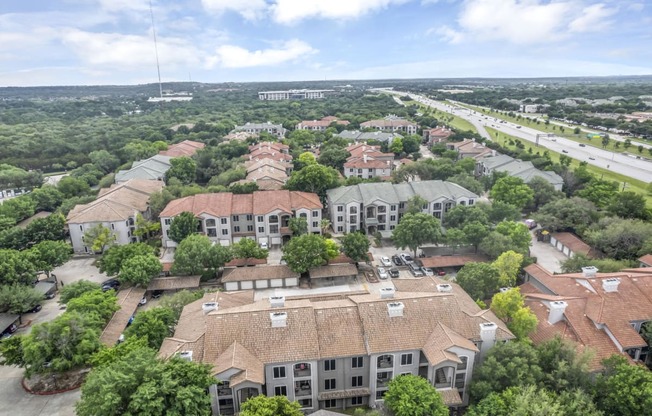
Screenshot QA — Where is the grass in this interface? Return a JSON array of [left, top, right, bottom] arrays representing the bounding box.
[[486, 127, 652, 207], [408, 101, 478, 133]]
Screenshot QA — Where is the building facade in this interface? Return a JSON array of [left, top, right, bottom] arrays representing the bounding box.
[[258, 90, 334, 100], [326, 181, 479, 235], [360, 117, 417, 135], [159, 191, 322, 248], [296, 116, 350, 131], [232, 123, 287, 139]]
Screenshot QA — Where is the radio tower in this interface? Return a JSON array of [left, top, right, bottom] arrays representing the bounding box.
[[149, 0, 163, 99]]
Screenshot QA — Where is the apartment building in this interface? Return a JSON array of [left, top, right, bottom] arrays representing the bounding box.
[[232, 122, 287, 139], [343, 144, 395, 180], [159, 278, 513, 415], [246, 142, 293, 163], [423, 126, 453, 145], [67, 179, 164, 253], [159, 140, 205, 157], [258, 89, 334, 100], [477, 154, 564, 191], [326, 181, 478, 235], [337, 130, 402, 145], [159, 190, 322, 248], [296, 116, 350, 131], [446, 139, 493, 160], [360, 117, 417, 135]]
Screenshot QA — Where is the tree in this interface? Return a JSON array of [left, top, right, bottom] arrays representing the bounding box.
[[0, 196, 36, 222], [492, 250, 523, 287], [402, 135, 421, 154], [448, 173, 484, 195], [172, 234, 212, 276], [159, 289, 204, 319], [0, 249, 37, 286], [89, 150, 120, 173], [384, 374, 448, 416], [317, 147, 350, 171], [390, 136, 404, 154], [231, 238, 267, 260], [463, 221, 490, 252], [29, 185, 64, 212], [576, 179, 619, 208], [535, 197, 599, 234], [166, 157, 197, 184], [168, 211, 199, 243], [288, 217, 308, 236], [296, 151, 317, 169], [239, 395, 303, 416], [119, 254, 162, 286], [57, 176, 91, 198], [282, 234, 330, 274], [478, 201, 521, 224], [445, 228, 466, 252], [77, 348, 215, 416], [29, 240, 71, 277], [66, 289, 120, 325], [442, 205, 489, 229], [124, 306, 177, 349], [586, 218, 652, 260], [527, 176, 563, 211], [456, 262, 501, 301], [83, 224, 116, 253], [392, 213, 442, 257], [286, 164, 340, 201], [59, 280, 101, 304], [595, 356, 652, 416], [133, 212, 161, 241], [324, 238, 340, 259], [537, 337, 593, 392], [490, 289, 537, 340], [405, 195, 428, 215], [0, 284, 44, 321], [340, 232, 370, 262], [490, 176, 534, 210], [494, 221, 531, 255], [99, 243, 156, 276], [607, 191, 649, 220], [26, 212, 67, 243]]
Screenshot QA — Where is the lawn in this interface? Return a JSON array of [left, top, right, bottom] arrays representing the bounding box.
[[409, 102, 478, 133], [486, 127, 652, 207]]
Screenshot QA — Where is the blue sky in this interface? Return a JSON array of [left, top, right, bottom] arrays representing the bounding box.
[[1, 0, 651, 86]]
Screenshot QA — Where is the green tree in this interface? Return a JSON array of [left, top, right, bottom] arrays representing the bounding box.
[[527, 176, 563, 211], [317, 147, 350, 171], [288, 217, 308, 236], [124, 306, 177, 349], [607, 191, 649, 220], [77, 348, 215, 416], [0, 284, 44, 321], [231, 237, 268, 260], [296, 151, 317, 169], [29, 185, 64, 212], [133, 212, 161, 241], [168, 211, 199, 243], [586, 217, 652, 260], [442, 205, 489, 229], [57, 176, 91, 198], [29, 240, 71, 277], [392, 213, 442, 257], [456, 262, 501, 301], [159, 289, 205, 319], [402, 135, 421, 154], [0, 196, 36, 222], [492, 250, 523, 287], [405, 195, 428, 215], [535, 197, 599, 234], [119, 254, 162, 286], [494, 221, 531, 254], [576, 179, 619, 208], [239, 395, 303, 416], [384, 374, 448, 416], [83, 224, 116, 253], [99, 243, 156, 276], [340, 232, 371, 262], [463, 221, 490, 252], [172, 234, 211, 276], [286, 164, 340, 201], [66, 289, 120, 325], [282, 234, 330, 274], [59, 280, 101, 304], [26, 212, 67, 243], [479, 230, 519, 259], [166, 157, 197, 185], [390, 136, 404, 154], [0, 249, 37, 286], [595, 356, 652, 416], [490, 290, 537, 340], [478, 201, 521, 224], [90, 336, 150, 368], [448, 173, 484, 195], [490, 176, 534, 210], [89, 150, 120, 173]]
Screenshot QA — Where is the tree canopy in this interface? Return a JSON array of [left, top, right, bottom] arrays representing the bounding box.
[[455, 262, 502, 301], [384, 374, 448, 416], [490, 176, 534, 210], [239, 395, 303, 416], [340, 232, 370, 262], [392, 213, 442, 257], [282, 234, 333, 274], [168, 211, 199, 244]]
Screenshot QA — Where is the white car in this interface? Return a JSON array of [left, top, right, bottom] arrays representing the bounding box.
[[377, 267, 389, 280], [380, 256, 392, 267], [259, 242, 269, 249], [421, 267, 434, 277]]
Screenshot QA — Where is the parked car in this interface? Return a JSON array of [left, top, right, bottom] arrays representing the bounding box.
[[435, 268, 447, 276], [421, 267, 434, 276], [101, 278, 121, 292], [392, 255, 403, 266], [259, 242, 269, 249], [27, 304, 42, 313], [138, 296, 147, 306], [380, 256, 392, 267], [579, 143, 586, 147], [409, 263, 424, 277], [377, 267, 389, 280], [389, 268, 400, 278], [400, 253, 413, 264], [562, 150, 568, 153], [151, 290, 163, 299]]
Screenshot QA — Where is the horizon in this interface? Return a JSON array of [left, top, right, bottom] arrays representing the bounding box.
[[2, 0, 651, 87]]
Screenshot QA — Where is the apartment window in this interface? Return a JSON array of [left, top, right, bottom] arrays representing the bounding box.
[[273, 366, 286, 379], [460, 201, 466, 206], [455, 373, 466, 389], [349, 168, 354, 173], [206, 219, 215, 227], [300, 212, 307, 218], [358, 169, 362, 174], [111, 224, 115, 230], [378, 206, 386, 213], [270, 225, 279, 234], [400, 353, 413, 366], [351, 397, 363, 406], [399, 202, 405, 209], [376, 390, 387, 399], [337, 216, 343, 222], [433, 203, 442, 210], [325, 359, 336, 371], [246, 214, 253, 221], [207, 228, 217, 237], [79, 225, 83, 231], [351, 376, 363, 387], [247, 225, 254, 232], [312, 210, 319, 217], [257, 216, 264, 222], [274, 386, 287, 396], [269, 215, 278, 224], [337, 226, 343, 232], [234, 226, 240, 233], [351, 356, 363, 368], [390, 205, 397, 211], [349, 206, 357, 214], [220, 218, 227, 225], [390, 215, 396, 222], [325, 379, 336, 390], [337, 205, 344, 212], [221, 229, 228, 235], [349, 216, 356, 224], [469, 199, 475, 206], [378, 215, 386, 223], [434, 212, 441, 219], [324, 399, 337, 408], [233, 215, 239, 222], [164, 219, 171, 225], [258, 227, 265, 233], [390, 225, 395, 230], [457, 356, 468, 371], [312, 221, 318, 228]]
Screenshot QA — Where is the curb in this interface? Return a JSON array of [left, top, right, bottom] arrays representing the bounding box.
[[21, 377, 82, 395]]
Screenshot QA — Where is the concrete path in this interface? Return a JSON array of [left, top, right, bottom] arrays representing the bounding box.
[[529, 232, 567, 273]]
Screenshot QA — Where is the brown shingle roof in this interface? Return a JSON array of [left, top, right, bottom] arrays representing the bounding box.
[[100, 287, 147, 346], [221, 265, 299, 282], [313, 300, 367, 358], [147, 276, 201, 291], [309, 264, 358, 279], [213, 341, 265, 385], [159, 140, 205, 157], [419, 254, 488, 268]]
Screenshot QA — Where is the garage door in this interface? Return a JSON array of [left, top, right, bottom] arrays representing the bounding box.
[[270, 278, 283, 288], [240, 281, 254, 290], [224, 282, 239, 291], [271, 237, 281, 246], [285, 277, 298, 287], [255, 280, 269, 289]]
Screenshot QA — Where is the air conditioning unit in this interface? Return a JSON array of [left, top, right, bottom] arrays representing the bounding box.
[[177, 351, 193, 362]]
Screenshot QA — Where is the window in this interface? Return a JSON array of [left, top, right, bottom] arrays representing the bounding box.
[[378, 206, 386, 213], [246, 214, 253, 221], [351, 397, 363, 406], [324, 399, 337, 408], [337, 216, 343, 222], [79, 225, 83, 231], [207, 228, 217, 237], [325, 359, 336, 371], [164, 219, 171, 225], [233, 215, 239, 222], [378, 225, 385, 231], [455, 373, 466, 389], [274, 386, 287, 396], [270, 225, 279, 234], [220, 218, 227, 225], [337, 226, 343, 232], [269, 215, 278, 224], [257, 216, 263, 222], [349, 216, 356, 224], [247, 225, 254, 232], [349, 206, 357, 214], [457, 356, 468, 371], [337, 205, 344, 212], [273, 366, 286, 379], [400, 353, 413, 366], [111, 224, 115, 230], [258, 227, 265, 233], [376, 390, 387, 399], [206, 219, 215, 227], [399, 202, 405, 209], [433, 203, 442, 210], [378, 215, 386, 223], [300, 212, 307, 218], [325, 379, 336, 390], [351, 376, 363, 387], [390, 215, 396, 221], [312, 221, 318, 228], [352, 356, 363, 368], [221, 229, 228, 235], [391, 205, 397, 211], [390, 225, 395, 230], [312, 210, 319, 217], [234, 226, 240, 233], [469, 199, 475, 206], [434, 212, 441, 219]]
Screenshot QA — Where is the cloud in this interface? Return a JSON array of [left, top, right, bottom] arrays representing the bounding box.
[[201, 0, 267, 20], [207, 39, 317, 68], [442, 0, 619, 45], [270, 0, 409, 24], [433, 25, 464, 43]]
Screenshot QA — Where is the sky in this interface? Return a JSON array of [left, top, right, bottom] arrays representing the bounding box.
[[1, 0, 651, 87]]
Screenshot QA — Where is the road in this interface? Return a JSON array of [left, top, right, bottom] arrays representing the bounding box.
[[390, 90, 652, 182]]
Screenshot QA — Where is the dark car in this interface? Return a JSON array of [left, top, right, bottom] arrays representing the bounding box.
[[392, 255, 403, 266], [27, 304, 42, 313], [151, 290, 164, 299], [389, 268, 400, 278], [101, 278, 121, 292]]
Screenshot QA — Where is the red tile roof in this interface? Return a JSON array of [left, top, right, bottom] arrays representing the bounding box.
[[551, 232, 601, 258], [639, 254, 652, 266], [159, 140, 205, 157]]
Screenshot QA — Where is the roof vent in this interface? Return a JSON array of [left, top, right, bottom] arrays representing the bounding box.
[[548, 300, 567, 324], [270, 311, 288, 328], [387, 302, 404, 317], [499, 287, 511, 293], [177, 351, 193, 361], [202, 302, 218, 314], [380, 287, 395, 299], [602, 278, 620, 293], [581, 266, 598, 278], [270, 296, 285, 308], [479, 322, 497, 342], [437, 284, 452, 293]]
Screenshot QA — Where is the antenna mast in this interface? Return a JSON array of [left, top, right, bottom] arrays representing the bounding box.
[[149, 0, 163, 98]]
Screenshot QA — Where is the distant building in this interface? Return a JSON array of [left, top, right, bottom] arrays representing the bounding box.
[[423, 126, 453, 145], [232, 122, 287, 139], [246, 142, 293, 163], [476, 154, 563, 191], [361, 116, 417, 135], [296, 116, 350, 131], [336, 130, 402, 144], [115, 155, 172, 184], [343, 144, 395, 180], [446, 139, 493, 160], [159, 140, 205, 157], [258, 89, 334, 101]]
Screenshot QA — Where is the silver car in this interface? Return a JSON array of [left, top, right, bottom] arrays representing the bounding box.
[[377, 267, 389, 280]]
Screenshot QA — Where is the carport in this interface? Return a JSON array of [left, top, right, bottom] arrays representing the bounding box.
[[34, 281, 57, 299], [0, 313, 19, 335], [419, 254, 488, 270], [221, 265, 300, 291], [309, 264, 359, 286], [99, 287, 147, 346], [147, 276, 201, 293], [549, 232, 600, 258]]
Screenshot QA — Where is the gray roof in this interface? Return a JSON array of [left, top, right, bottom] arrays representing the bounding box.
[[0, 313, 19, 332], [481, 154, 515, 170], [115, 155, 172, 183], [233, 122, 285, 131], [337, 130, 402, 143], [327, 180, 479, 206]]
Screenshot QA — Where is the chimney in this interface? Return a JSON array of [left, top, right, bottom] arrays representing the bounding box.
[[269, 296, 285, 308], [202, 302, 218, 315], [270, 311, 288, 328], [380, 287, 395, 299], [177, 351, 193, 361], [387, 302, 404, 317], [437, 284, 452, 293], [479, 322, 498, 357], [363, 154, 368, 163], [548, 301, 567, 324], [582, 266, 598, 278], [602, 278, 620, 293]]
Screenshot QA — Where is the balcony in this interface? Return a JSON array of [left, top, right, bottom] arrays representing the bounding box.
[[295, 380, 312, 397], [217, 384, 232, 396], [293, 363, 311, 378], [377, 356, 393, 369], [376, 371, 392, 388], [280, 226, 292, 235]]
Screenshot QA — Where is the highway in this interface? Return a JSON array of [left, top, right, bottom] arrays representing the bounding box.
[[389, 90, 652, 183]]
